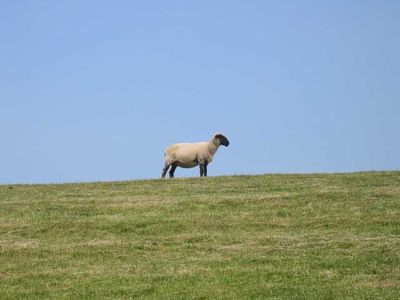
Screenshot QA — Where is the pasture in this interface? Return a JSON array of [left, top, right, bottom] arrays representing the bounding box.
[[1, 172, 399, 299]]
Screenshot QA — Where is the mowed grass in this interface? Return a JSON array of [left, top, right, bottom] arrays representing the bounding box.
[[1, 172, 399, 299]]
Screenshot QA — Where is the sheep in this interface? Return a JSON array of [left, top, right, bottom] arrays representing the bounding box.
[[161, 133, 230, 178]]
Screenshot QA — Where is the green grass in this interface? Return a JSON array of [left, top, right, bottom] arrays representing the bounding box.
[[1, 172, 399, 299]]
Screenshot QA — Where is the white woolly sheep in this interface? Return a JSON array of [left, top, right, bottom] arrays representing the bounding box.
[[161, 133, 230, 178]]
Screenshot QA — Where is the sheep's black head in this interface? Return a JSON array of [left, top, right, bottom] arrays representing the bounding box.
[[214, 133, 230, 147]]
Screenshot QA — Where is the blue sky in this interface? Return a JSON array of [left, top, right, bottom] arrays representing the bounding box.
[[1, 1, 399, 184]]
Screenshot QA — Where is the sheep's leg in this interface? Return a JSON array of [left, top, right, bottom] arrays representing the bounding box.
[[169, 163, 177, 178], [199, 161, 209, 177], [199, 164, 205, 177], [161, 163, 171, 178]]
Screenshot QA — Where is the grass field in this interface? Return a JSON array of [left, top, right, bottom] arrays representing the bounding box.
[[1, 172, 399, 299]]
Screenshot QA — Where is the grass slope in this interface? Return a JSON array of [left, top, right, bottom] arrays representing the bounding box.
[[1, 172, 399, 299]]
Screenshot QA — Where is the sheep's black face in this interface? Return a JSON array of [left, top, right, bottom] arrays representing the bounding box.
[[215, 134, 230, 147]]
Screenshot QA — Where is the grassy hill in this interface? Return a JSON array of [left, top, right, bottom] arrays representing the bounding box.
[[1, 172, 399, 299]]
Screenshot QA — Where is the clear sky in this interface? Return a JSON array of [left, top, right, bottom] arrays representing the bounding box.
[[1, 1, 399, 184]]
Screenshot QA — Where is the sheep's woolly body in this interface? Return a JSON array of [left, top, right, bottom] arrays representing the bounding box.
[[164, 142, 216, 168], [161, 133, 229, 178]]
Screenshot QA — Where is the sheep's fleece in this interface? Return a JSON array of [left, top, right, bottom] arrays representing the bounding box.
[[161, 133, 229, 178]]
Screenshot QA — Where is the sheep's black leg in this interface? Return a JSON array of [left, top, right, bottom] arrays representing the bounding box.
[[199, 164, 205, 177], [204, 162, 208, 177], [161, 163, 171, 178], [169, 163, 177, 178]]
